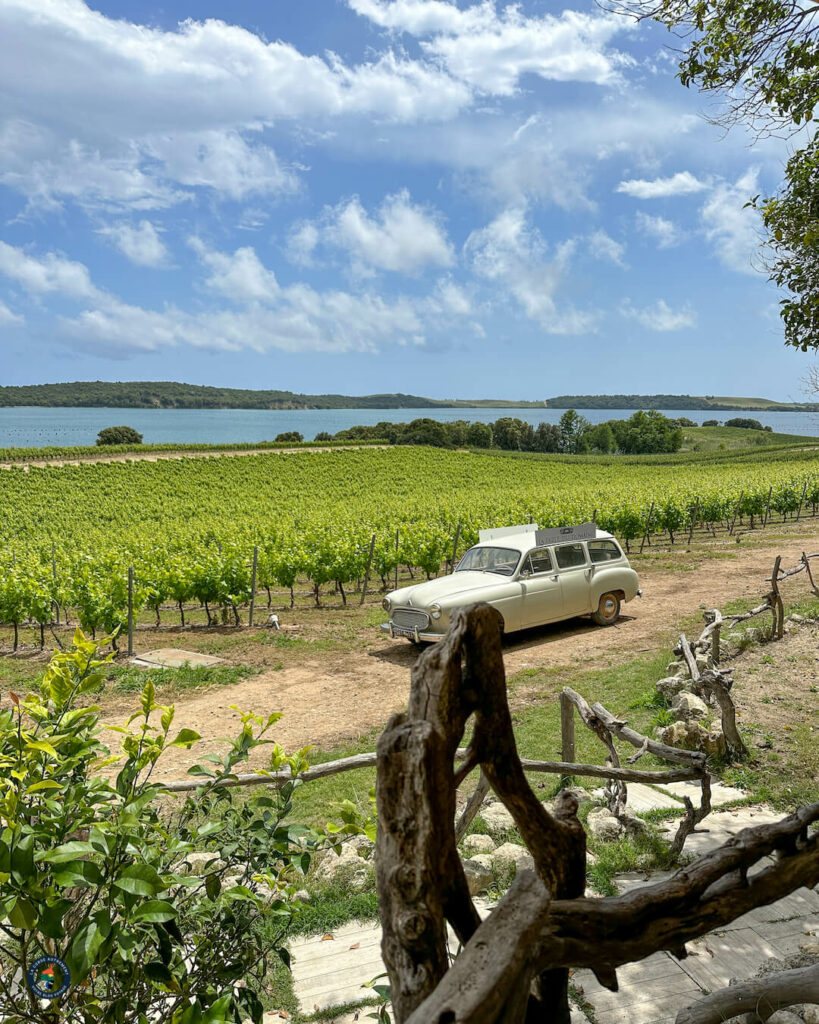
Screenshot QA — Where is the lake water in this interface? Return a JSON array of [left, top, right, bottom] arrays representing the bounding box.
[[1, 406, 818, 448]]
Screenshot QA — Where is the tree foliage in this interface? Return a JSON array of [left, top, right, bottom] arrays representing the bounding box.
[[96, 426, 143, 446], [606, 0, 819, 349]]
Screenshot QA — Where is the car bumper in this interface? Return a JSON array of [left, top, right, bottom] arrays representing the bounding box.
[[381, 621, 445, 643]]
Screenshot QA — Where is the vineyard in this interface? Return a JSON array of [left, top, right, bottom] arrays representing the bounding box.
[[2, 445, 819, 647]]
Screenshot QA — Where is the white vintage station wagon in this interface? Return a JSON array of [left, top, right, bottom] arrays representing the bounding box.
[[381, 522, 641, 643]]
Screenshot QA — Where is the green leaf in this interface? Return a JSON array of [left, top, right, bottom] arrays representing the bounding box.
[[38, 899, 72, 940], [205, 873, 221, 901], [40, 840, 100, 864], [168, 728, 201, 749], [113, 863, 166, 896], [25, 739, 59, 757], [201, 993, 233, 1023], [8, 898, 37, 930], [52, 859, 105, 888], [130, 900, 178, 924], [144, 960, 178, 989], [66, 916, 108, 985], [11, 833, 35, 883], [25, 780, 62, 794]]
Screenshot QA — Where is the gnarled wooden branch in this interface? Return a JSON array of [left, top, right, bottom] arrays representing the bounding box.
[[668, 774, 712, 859], [675, 961, 819, 1024], [376, 604, 586, 1024]]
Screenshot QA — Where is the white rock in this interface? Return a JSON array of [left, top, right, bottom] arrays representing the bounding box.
[[462, 834, 496, 856], [492, 842, 535, 874], [666, 661, 687, 678], [766, 1012, 804, 1024], [656, 676, 688, 701], [292, 889, 310, 903], [481, 801, 516, 835], [797, 1006, 819, 1024], [586, 808, 625, 843], [461, 856, 493, 896], [315, 844, 367, 883], [176, 852, 226, 876], [671, 692, 710, 721]]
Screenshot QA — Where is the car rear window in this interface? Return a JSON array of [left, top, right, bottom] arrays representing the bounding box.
[[554, 543, 587, 569], [588, 540, 622, 563]]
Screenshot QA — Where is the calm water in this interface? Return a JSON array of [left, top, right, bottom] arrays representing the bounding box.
[[1, 406, 818, 448]]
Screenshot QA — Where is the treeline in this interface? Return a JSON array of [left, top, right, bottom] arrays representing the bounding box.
[[0, 381, 460, 410], [546, 394, 815, 411], [318, 409, 685, 455]]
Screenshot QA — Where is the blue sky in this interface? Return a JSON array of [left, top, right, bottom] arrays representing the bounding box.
[[0, 0, 811, 400]]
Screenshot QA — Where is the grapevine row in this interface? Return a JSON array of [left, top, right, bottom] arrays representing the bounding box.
[[0, 447, 817, 646]]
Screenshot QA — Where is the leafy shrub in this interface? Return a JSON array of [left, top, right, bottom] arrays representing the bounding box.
[[702, 419, 720, 426], [275, 431, 304, 442], [725, 417, 764, 430], [96, 425, 143, 445], [0, 632, 329, 1024]]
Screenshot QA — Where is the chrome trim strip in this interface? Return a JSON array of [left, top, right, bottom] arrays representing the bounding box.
[[380, 623, 444, 642]]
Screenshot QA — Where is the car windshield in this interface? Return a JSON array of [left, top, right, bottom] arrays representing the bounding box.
[[456, 546, 520, 576]]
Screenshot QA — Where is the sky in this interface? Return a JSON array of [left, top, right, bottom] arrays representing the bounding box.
[[0, 0, 813, 401]]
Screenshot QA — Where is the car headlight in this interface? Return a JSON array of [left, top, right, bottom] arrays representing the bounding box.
[[429, 603, 442, 619], [382, 597, 391, 612]]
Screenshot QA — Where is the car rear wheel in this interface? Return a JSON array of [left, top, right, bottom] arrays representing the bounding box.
[[592, 591, 620, 626]]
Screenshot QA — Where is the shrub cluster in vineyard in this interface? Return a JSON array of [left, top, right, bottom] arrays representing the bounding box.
[[1, 446, 817, 643]]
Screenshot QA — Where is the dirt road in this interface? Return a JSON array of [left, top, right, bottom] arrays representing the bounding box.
[[140, 534, 818, 780]]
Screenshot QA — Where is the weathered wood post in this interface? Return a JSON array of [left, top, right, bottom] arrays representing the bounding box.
[[127, 566, 134, 657], [639, 502, 655, 554], [763, 486, 773, 526], [248, 546, 258, 626], [51, 541, 59, 626], [560, 691, 575, 787], [688, 497, 699, 547], [360, 533, 377, 606], [450, 522, 461, 573], [394, 528, 400, 591]]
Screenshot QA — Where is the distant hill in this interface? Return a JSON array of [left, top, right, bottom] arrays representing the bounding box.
[[544, 394, 819, 412], [0, 382, 547, 410], [0, 382, 815, 411]]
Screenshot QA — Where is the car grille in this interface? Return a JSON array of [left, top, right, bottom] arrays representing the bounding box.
[[392, 607, 431, 630]]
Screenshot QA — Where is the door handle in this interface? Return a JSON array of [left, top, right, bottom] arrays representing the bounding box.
[[551, 574, 559, 581]]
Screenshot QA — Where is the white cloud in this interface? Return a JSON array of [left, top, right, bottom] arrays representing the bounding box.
[[350, 0, 633, 94], [465, 208, 597, 333], [188, 238, 280, 303], [635, 212, 680, 249], [700, 170, 762, 274], [0, 241, 101, 299], [616, 171, 709, 199], [621, 299, 696, 330], [286, 222, 321, 268], [0, 0, 470, 212], [323, 190, 454, 274], [61, 293, 424, 357], [587, 229, 627, 267], [0, 301, 23, 325], [99, 220, 169, 267]]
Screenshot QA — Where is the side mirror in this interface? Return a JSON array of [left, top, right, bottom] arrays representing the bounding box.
[[520, 569, 531, 580]]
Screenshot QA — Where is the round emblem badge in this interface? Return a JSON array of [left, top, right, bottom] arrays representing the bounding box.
[[27, 956, 71, 999]]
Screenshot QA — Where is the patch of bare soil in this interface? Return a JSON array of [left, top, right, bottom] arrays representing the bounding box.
[[730, 622, 819, 744], [0, 444, 387, 470], [133, 534, 819, 781]]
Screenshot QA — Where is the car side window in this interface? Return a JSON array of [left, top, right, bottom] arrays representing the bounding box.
[[522, 547, 552, 575], [588, 539, 622, 563], [554, 543, 587, 570]]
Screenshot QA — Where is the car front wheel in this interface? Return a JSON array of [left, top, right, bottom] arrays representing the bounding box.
[[592, 592, 621, 626]]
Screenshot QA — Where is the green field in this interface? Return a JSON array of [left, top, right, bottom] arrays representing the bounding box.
[[1, 440, 819, 639]]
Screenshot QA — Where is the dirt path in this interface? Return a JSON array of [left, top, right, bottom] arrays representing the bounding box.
[[140, 534, 818, 780], [0, 443, 387, 470]]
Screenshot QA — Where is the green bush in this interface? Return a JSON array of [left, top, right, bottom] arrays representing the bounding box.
[[96, 426, 143, 446], [0, 633, 328, 1024]]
